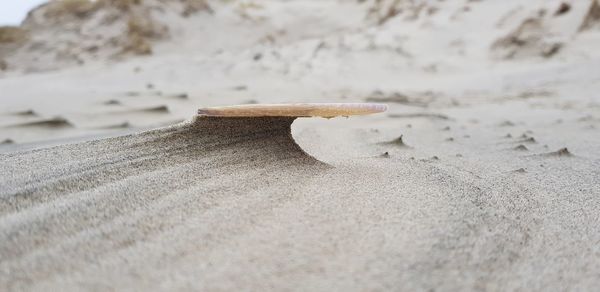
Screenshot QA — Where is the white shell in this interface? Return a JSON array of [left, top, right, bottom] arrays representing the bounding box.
[[198, 103, 387, 118]]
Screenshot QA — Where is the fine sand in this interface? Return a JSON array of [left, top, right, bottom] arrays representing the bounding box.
[[1, 0, 600, 291]]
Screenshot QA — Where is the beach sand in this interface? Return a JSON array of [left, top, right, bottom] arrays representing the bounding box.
[[1, 0, 600, 290]]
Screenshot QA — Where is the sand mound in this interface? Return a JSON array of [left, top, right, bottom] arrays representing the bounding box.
[[0, 117, 323, 209], [3, 107, 596, 291], [1, 1, 600, 289], [1, 102, 387, 214], [0, 0, 211, 72], [0, 115, 331, 289]]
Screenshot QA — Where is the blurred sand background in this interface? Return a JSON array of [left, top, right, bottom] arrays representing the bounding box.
[[1, 0, 600, 290]]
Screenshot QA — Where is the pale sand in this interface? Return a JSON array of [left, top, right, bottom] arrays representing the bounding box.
[[1, 0, 600, 291], [1, 113, 599, 291]]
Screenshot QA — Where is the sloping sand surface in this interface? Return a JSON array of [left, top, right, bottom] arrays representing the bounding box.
[[1, 0, 600, 290], [1, 113, 600, 291]]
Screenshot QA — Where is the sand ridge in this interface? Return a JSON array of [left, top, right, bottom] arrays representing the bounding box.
[[1, 0, 600, 290], [1, 109, 599, 290]]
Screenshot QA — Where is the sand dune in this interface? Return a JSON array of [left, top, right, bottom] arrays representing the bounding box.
[[1, 110, 599, 290], [0, 0, 212, 72], [0, 113, 326, 290], [1, 0, 600, 290], [0, 115, 323, 213]]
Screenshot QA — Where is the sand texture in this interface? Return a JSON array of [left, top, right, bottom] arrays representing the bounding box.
[[2, 114, 600, 291], [1, 0, 600, 291]]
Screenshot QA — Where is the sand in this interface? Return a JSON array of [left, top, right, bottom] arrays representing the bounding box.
[[1, 0, 600, 291]]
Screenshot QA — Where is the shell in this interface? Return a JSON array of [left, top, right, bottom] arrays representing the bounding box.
[[197, 103, 387, 118]]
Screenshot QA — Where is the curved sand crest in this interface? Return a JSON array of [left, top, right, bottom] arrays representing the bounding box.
[[1, 103, 386, 208], [0, 103, 386, 289]]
